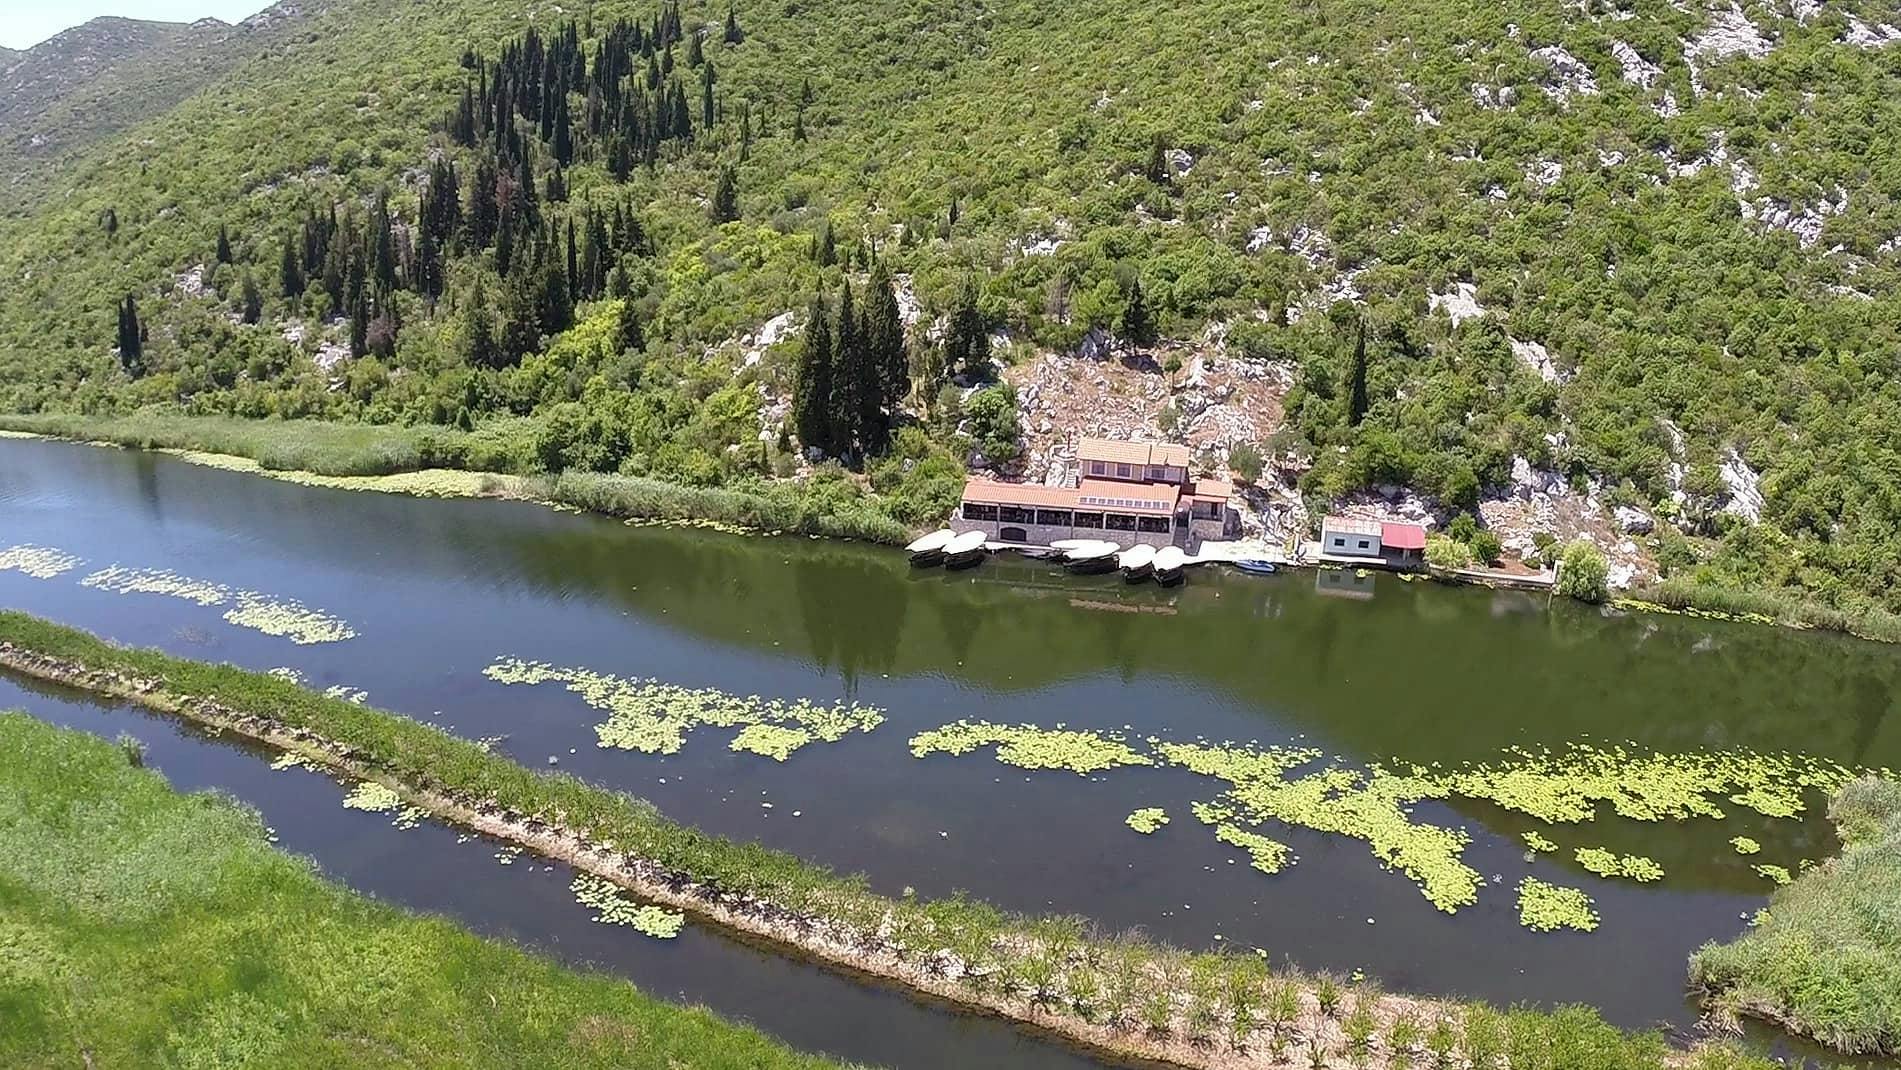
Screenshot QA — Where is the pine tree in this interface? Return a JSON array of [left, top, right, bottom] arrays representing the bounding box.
[[115, 295, 144, 376], [240, 273, 263, 325], [711, 165, 739, 223], [1347, 316, 1370, 426], [792, 296, 833, 454], [215, 224, 234, 264], [500, 265, 543, 362], [944, 276, 989, 381], [280, 235, 306, 299], [616, 295, 645, 354]]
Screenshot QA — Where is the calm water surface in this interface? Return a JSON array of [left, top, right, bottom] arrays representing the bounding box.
[[3, 437, 1897, 1057]]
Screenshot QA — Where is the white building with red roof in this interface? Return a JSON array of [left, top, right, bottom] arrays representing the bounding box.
[[958, 437, 1237, 549]]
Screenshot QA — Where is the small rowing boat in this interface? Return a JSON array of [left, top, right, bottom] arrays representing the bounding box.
[[1232, 559, 1278, 575], [906, 529, 956, 566], [1118, 543, 1157, 581], [1153, 546, 1188, 586], [943, 530, 989, 569], [1063, 540, 1121, 574]]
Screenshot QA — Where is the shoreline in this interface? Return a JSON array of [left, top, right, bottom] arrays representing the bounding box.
[[0, 612, 1787, 1070], [5, 418, 1895, 645]]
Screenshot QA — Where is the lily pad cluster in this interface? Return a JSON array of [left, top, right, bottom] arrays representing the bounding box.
[[1517, 878, 1599, 932], [78, 564, 356, 644], [0, 544, 82, 579], [484, 657, 883, 759], [1125, 808, 1169, 834], [1575, 848, 1665, 883], [908, 721, 1152, 774], [570, 875, 685, 938]]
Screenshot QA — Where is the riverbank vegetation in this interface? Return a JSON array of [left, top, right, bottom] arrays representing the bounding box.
[[1690, 776, 1901, 1057], [0, 711, 855, 1070], [0, 610, 1830, 1068]]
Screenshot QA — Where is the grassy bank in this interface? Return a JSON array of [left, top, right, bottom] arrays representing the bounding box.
[[0, 411, 914, 545], [0, 610, 1788, 1070], [1690, 777, 1901, 1056], [0, 710, 857, 1070], [1624, 579, 1901, 645]]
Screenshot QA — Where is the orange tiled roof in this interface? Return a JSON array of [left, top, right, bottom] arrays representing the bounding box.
[[960, 480, 1081, 509], [1192, 477, 1232, 501], [1078, 437, 1192, 469]]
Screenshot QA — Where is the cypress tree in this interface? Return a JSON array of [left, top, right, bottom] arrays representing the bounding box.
[[215, 224, 233, 264], [945, 276, 989, 381], [686, 29, 703, 68], [1347, 316, 1370, 426], [700, 61, 716, 131], [792, 105, 806, 142], [792, 295, 833, 454], [280, 235, 306, 298], [723, 2, 744, 44], [616, 296, 645, 354], [1120, 278, 1150, 343], [465, 279, 499, 368], [711, 165, 739, 223], [830, 281, 865, 458], [815, 218, 835, 266], [864, 260, 907, 434], [240, 273, 263, 325], [539, 257, 572, 336], [115, 295, 144, 376], [417, 225, 444, 301], [1145, 134, 1169, 185], [349, 294, 370, 358]]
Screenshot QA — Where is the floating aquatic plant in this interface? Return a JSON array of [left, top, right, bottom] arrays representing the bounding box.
[[909, 721, 1152, 775], [267, 667, 306, 685], [342, 781, 403, 813], [1753, 864, 1793, 886], [1731, 836, 1762, 855], [79, 565, 355, 644], [1517, 878, 1600, 932], [0, 544, 82, 579], [486, 657, 882, 759], [571, 875, 685, 938], [1213, 823, 1293, 874], [1522, 831, 1559, 853], [1126, 808, 1169, 834], [269, 752, 316, 772], [1575, 848, 1664, 883], [322, 684, 369, 704]]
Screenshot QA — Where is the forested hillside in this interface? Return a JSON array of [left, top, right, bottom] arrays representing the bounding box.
[[2, 0, 1900, 616]]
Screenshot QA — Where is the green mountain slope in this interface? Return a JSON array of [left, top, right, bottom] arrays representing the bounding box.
[[1, 0, 1900, 614], [0, 10, 316, 212]]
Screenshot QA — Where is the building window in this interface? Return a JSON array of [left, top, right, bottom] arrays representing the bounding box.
[[1001, 526, 1028, 542], [1090, 461, 1106, 476], [1116, 463, 1132, 479], [999, 505, 1034, 524], [963, 503, 999, 521], [1331, 536, 1347, 549], [1104, 513, 1138, 531], [1036, 509, 1073, 527], [1357, 539, 1370, 550], [1138, 516, 1171, 534], [1073, 511, 1104, 529], [1147, 466, 1165, 481]]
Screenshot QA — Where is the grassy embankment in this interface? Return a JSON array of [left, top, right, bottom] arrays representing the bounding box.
[[1691, 777, 1901, 1057], [0, 411, 912, 544], [0, 710, 859, 1070], [1622, 580, 1901, 646], [0, 610, 1796, 1070]]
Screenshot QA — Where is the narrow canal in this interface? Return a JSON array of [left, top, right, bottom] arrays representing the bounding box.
[[3, 437, 1896, 1060]]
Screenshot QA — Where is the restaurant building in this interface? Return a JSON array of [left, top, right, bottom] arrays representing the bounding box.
[[958, 438, 1238, 549]]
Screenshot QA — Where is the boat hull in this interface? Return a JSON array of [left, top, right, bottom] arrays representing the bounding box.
[[1065, 556, 1118, 575]]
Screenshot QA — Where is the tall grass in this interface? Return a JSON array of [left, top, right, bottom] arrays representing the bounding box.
[[1634, 578, 1901, 644], [0, 410, 537, 476], [0, 611, 1797, 1070], [0, 710, 858, 1070], [550, 471, 911, 545], [1690, 777, 1901, 1056]]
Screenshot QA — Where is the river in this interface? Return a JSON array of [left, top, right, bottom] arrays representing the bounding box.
[[2, 436, 1895, 1065]]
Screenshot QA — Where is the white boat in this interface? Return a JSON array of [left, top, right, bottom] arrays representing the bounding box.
[[1064, 540, 1121, 574], [906, 529, 956, 565], [1049, 539, 1096, 553], [1153, 546, 1188, 586], [1118, 543, 1157, 580], [942, 530, 989, 568]]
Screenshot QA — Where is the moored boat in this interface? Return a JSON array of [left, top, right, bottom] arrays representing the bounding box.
[[1153, 546, 1188, 586], [1118, 543, 1157, 581], [943, 530, 989, 569], [1063, 540, 1121, 574], [1232, 559, 1278, 575], [906, 529, 957, 566]]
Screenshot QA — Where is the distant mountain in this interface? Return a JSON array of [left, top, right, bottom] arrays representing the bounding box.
[[0, 7, 316, 211]]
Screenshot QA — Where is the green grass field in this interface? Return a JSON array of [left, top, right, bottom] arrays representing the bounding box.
[[0, 710, 859, 1070]]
